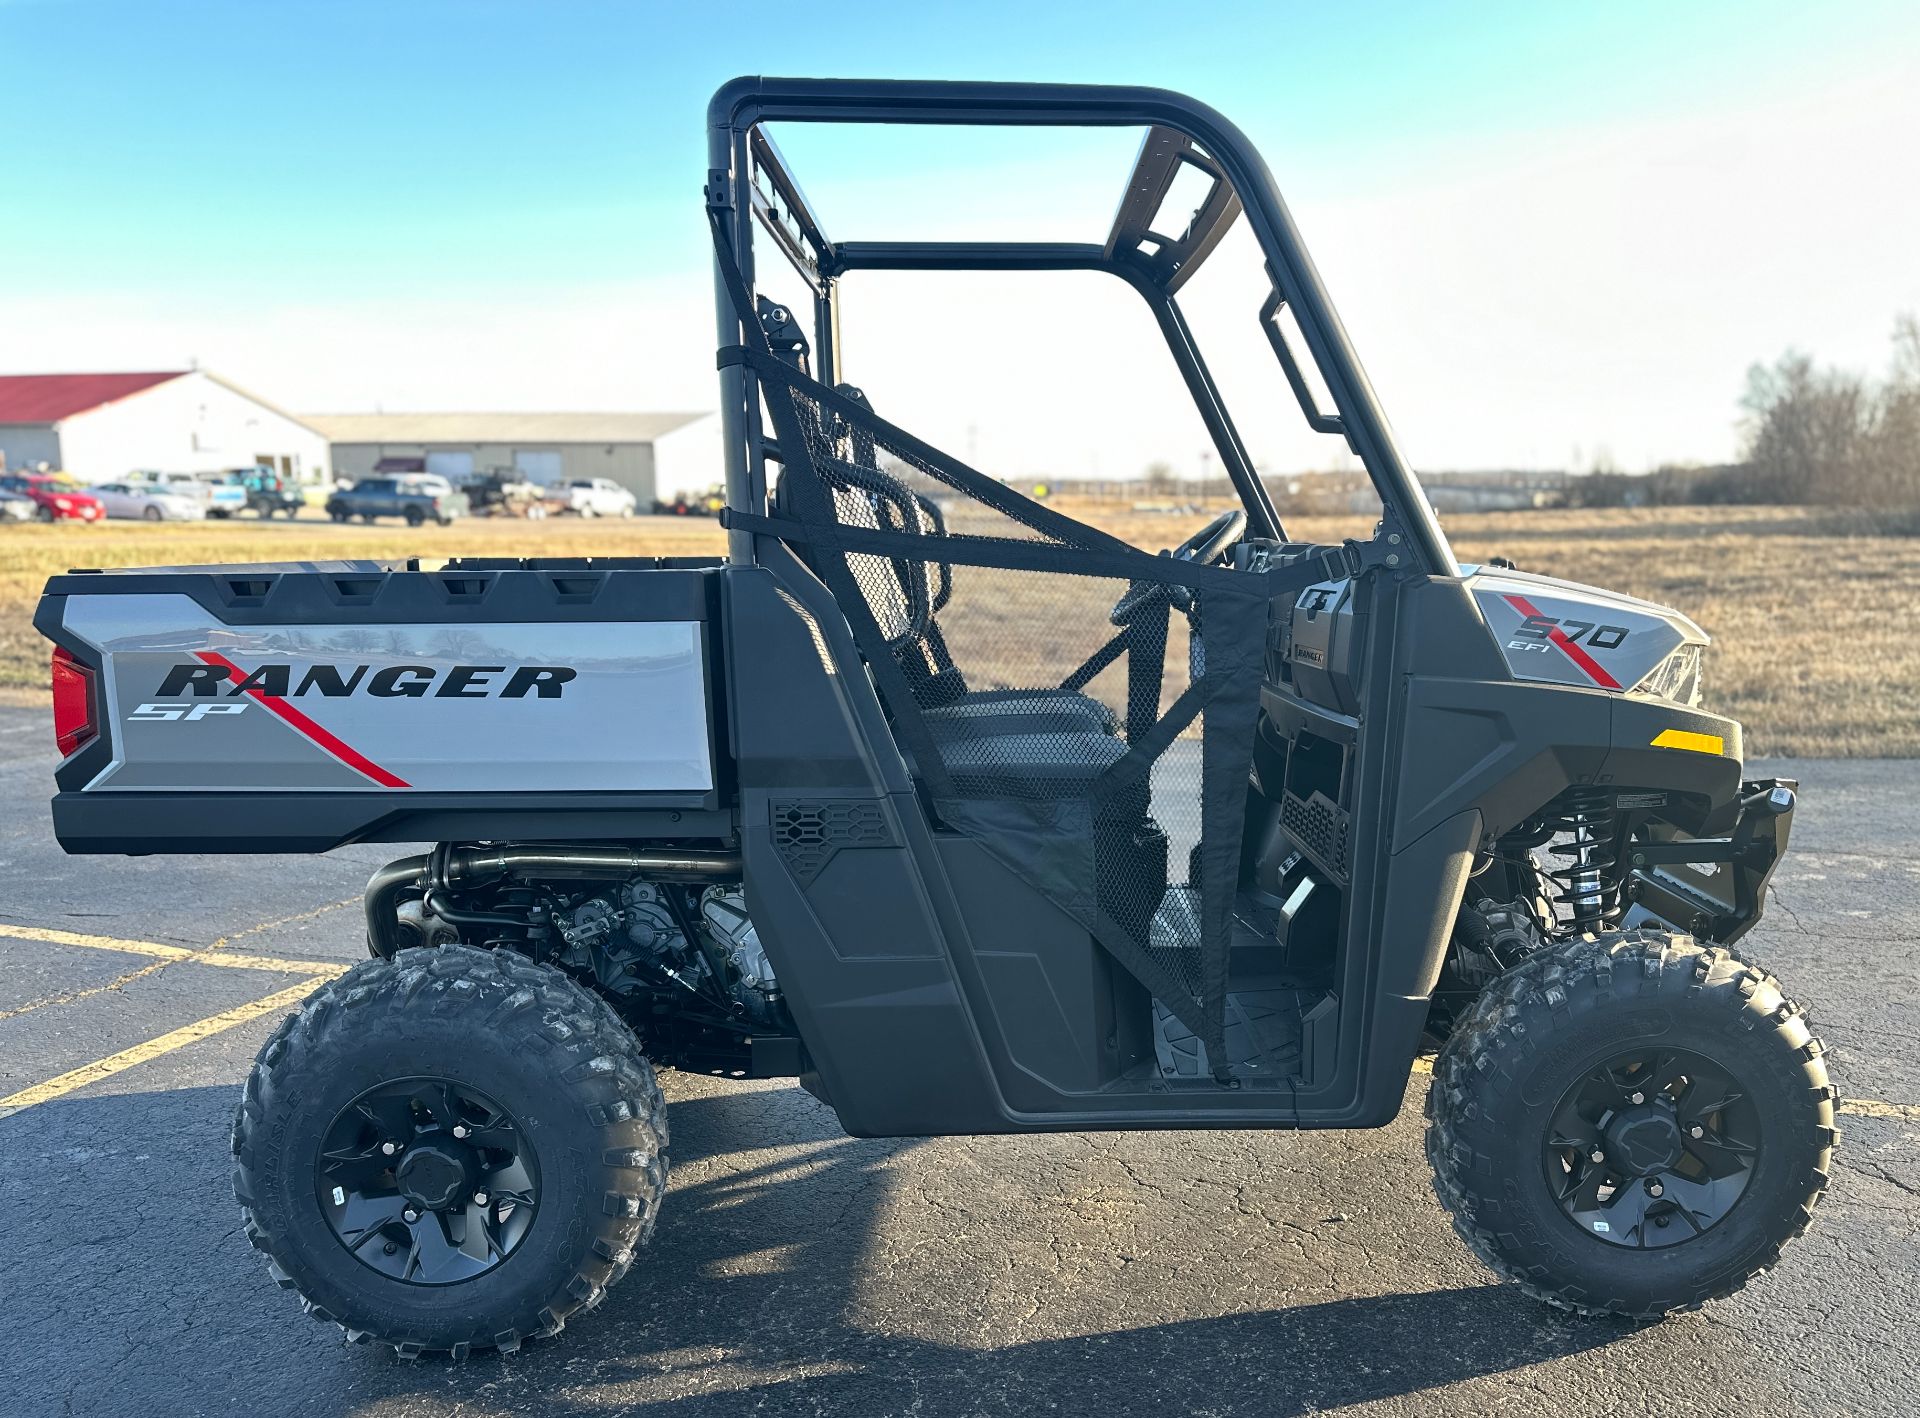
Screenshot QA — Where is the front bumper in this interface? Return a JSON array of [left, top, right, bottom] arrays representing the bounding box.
[[1625, 778, 1796, 944]]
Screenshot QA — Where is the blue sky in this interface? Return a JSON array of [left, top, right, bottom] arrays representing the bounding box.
[[5, 0, 1918, 477]]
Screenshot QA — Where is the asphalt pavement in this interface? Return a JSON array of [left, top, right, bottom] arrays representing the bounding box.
[[1, 701, 1915, 1418]]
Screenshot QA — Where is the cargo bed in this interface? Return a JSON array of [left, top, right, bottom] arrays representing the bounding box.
[[35, 556, 732, 853]]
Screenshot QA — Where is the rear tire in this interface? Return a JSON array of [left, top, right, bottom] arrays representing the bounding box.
[[405, 507, 426, 527], [1427, 929, 1835, 1319], [232, 945, 668, 1356]]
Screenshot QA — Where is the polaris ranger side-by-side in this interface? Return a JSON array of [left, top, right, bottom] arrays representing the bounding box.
[[36, 78, 1833, 1356]]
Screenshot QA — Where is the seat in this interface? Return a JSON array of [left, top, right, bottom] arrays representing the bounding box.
[[772, 394, 1170, 943], [770, 427, 1117, 743]]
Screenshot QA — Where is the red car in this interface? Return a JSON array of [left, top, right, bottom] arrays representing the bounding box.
[[0, 474, 105, 522]]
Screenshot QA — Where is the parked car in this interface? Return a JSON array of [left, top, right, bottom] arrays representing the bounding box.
[[324, 476, 468, 526], [231, 466, 305, 518], [91, 481, 207, 522], [128, 470, 248, 519], [0, 473, 105, 522], [0, 487, 36, 521], [558, 477, 638, 517]]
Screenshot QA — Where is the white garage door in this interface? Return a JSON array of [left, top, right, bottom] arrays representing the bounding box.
[[514, 450, 563, 483], [426, 451, 474, 480]]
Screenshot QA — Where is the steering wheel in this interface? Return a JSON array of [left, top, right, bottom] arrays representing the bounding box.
[[1110, 508, 1247, 626]]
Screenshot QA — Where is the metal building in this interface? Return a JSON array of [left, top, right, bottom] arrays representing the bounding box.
[[307, 412, 715, 507]]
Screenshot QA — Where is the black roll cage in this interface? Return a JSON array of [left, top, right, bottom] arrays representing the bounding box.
[[706, 76, 1457, 578]]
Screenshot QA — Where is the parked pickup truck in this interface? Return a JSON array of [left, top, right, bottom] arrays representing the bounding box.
[[555, 477, 638, 517], [325, 476, 468, 526]]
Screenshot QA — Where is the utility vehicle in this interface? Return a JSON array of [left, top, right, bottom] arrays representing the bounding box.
[[36, 77, 1834, 1357], [233, 465, 306, 518]]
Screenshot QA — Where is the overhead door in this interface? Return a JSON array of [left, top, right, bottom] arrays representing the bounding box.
[[426, 451, 475, 480], [513, 450, 563, 484]]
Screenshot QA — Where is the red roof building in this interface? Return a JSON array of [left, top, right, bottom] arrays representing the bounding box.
[[0, 372, 187, 424], [0, 370, 329, 485]]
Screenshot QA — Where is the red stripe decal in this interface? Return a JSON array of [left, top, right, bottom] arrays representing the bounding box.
[[1501, 594, 1622, 690], [194, 651, 411, 788]]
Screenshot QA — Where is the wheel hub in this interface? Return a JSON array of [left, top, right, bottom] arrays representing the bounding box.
[[1542, 1045, 1760, 1249], [1605, 1107, 1683, 1175], [315, 1076, 541, 1286], [395, 1141, 474, 1211]]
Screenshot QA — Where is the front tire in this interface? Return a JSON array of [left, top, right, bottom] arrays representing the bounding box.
[[232, 945, 668, 1355], [1427, 929, 1835, 1319]]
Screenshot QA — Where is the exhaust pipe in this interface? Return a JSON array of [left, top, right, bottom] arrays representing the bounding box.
[[445, 845, 742, 884], [364, 845, 742, 957]]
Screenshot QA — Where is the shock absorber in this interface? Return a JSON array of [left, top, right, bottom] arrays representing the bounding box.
[[1541, 786, 1623, 930]]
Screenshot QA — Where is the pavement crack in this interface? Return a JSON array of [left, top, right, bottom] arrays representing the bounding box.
[[1767, 883, 1808, 934]]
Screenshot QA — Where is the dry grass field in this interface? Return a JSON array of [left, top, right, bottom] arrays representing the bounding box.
[[1, 503, 1912, 756]]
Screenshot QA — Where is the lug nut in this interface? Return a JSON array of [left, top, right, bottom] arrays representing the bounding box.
[[402, 1207, 419, 1222], [1689, 1124, 1705, 1139], [1648, 1182, 1664, 1197], [1629, 1091, 1645, 1105], [1590, 1150, 1606, 1164], [473, 1191, 489, 1207], [381, 1142, 398, 1156], [452, 1125, 468, 1139]]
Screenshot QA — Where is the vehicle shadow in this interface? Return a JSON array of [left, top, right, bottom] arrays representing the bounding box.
[[0, 1079, 1633, 1418], [379, 1081, 1633, 1417]]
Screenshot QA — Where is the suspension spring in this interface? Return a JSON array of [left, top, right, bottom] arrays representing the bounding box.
[[1541, 786, 1623, 930]]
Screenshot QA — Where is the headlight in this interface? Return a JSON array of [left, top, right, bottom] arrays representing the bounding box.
[[52, 497, 73, 509], [1633, 643, 1703, 706]]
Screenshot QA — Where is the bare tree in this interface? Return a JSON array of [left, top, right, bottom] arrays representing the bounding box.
[[1736, 314, 1919, 510]]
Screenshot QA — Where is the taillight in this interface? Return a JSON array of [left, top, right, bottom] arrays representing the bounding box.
[[51, 646, 97, 756]]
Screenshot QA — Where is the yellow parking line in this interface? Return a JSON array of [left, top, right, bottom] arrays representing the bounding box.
[[208, 896, 357, 950], [1840, 1098, 1920, 1122], [0, 924, 191, 959], [0, 977, 324, 1116], [1410, 1054, 1913, 1120], [0, 924, 348, 979], [198, 952, 351, 976]]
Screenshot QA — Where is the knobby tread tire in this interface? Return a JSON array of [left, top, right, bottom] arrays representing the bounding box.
[[231, 944, 668, 1356], [1425, 928, 1836, 1320]]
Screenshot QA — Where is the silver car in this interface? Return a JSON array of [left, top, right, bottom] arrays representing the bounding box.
[[0, 487, 34, 521], [91, 482, 208, 522]]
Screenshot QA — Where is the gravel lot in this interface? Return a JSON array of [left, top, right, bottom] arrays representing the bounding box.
[[1, 704, 1914, 1417]]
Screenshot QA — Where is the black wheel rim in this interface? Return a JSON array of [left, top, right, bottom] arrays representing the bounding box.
[[1542, 1046, 1760, 1249], [316, 1077, 541, 1286]]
